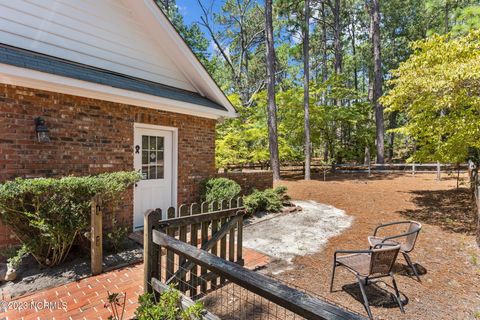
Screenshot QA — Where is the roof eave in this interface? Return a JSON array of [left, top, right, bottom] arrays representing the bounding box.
[[0, 63, 237, 120]]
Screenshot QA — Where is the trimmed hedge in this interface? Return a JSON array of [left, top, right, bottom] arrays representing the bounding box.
[[0, 171, 140, 266], [200, 177, 241, 203], [244, 186, 288, 214]]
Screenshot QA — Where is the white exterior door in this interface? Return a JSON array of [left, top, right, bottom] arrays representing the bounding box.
[[133, 125, 176, 230]]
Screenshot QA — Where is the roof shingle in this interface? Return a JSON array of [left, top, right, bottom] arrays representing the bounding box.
[[0, 44, 227, 112]]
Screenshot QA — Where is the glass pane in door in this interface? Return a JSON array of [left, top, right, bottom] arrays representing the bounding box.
[[141, 135, 164, 179]]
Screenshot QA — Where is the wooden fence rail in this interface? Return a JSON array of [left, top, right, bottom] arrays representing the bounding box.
[[144, 198, 245, 296], [152, 231, 365, 320], [221, 161, 468, 179]]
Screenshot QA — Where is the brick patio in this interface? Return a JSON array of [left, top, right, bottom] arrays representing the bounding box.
[[1, 248, 269, 320]]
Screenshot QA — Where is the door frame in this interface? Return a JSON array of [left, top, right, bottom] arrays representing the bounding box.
[[133, 122, 178, 228]]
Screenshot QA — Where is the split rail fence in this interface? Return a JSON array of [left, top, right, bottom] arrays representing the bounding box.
[[144, 198, 365, 320], [222, 161, 468, 179]]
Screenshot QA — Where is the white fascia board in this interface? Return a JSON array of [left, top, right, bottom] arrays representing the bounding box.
[[0, 63, 235, 120], [129, 0, 237, 117]]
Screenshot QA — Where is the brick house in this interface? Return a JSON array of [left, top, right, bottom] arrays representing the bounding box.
[[0, 0, 245, 246]]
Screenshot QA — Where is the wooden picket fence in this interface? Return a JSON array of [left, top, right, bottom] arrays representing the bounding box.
[[143, 198, 245, 297]]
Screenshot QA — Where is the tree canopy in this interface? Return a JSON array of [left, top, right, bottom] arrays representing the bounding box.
[[383, 30, 480, 164], [158, 0, 480, 167]]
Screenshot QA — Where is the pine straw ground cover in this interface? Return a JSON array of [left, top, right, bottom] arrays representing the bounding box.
[[272, 173, 480, 320]]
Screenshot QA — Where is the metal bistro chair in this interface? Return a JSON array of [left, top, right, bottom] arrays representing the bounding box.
[[368, 221, 422, 281], [330, 243, 404, 320]]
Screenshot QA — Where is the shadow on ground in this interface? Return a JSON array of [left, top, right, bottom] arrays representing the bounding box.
[[341, 281, 409, 309], [397, 187, 476, 234], [392, 262, 427, 278]]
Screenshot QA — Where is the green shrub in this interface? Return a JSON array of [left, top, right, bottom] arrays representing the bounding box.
[[273, 185, 290, 202], [200, 177, 241, 203], [0, 171, 140, 267], [135, 286, 204, 320], [106, 218, 129, 253], [0, 244, 28, 269], [8, 245, 29, 269], [244, 186, 288, 214]]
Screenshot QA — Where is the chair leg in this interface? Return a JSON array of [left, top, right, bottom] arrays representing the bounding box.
[[330, 261, 337, 292], [402, 252, 421, 281], [390, 273, 405, 313], [356, 276, 373, 320]]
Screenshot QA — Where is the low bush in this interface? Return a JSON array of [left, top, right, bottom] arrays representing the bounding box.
[[0, 244, 28, 269], [135, 287, 204, 320], [0, 171, 140, 267], [200, 177, 241, 203], [106, 218, 129, 253], [244, 186, 288, 214]]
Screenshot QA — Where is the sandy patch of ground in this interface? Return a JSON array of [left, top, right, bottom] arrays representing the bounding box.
[[243, 200, 352, 267]]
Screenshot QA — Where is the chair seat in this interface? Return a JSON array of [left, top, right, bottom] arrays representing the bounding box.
[[368, 236, 408, 252], [336, 253, 371, 277]]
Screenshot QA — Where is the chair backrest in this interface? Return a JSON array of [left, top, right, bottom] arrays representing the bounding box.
[[403, 221, 421, 252], [369, 244, 401, 276]]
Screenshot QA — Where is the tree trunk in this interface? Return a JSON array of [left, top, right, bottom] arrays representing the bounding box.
[[444, 1, 449, 34], [364, 145, 370, 165], [350, 10, 358, 93], [333, 0, 342, 76], [369, 0, 384, 164], [387, 112, 397, 162], [265, 0, 281, 181], [321, 1, 328, 105], [304, 0, 311, 180], [333, 0, 342, 107], [321, 1, 328, 82]]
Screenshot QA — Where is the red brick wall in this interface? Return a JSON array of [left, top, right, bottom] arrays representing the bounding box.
[[216, 171, 274, 195], [0, 84, 217, 247]]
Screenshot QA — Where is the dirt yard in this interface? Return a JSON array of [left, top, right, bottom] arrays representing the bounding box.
[[272, 173, 480, 320]]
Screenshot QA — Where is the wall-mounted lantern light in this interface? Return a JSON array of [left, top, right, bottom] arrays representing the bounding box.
[[35, 117, 50, 143]]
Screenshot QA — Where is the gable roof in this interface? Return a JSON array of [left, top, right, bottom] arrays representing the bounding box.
[[0, 44, 227, 112], [0, 0, 237, 119]]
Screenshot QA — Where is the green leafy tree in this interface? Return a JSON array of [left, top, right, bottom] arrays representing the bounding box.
[[383, 30, 480, 164], [216, 93, 300, 167], [384, 30, 480, 245], [170, 0, 480, 168], [452, 5, 480, 34]]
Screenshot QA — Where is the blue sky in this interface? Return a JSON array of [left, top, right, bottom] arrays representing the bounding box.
[[176, 1, 222, 27], [175, 0, 225, 53], [174, 0, 282, 54]]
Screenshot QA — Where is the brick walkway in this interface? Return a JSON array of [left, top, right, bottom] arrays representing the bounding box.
[[1, 248, 269, 320]]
